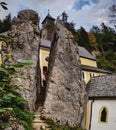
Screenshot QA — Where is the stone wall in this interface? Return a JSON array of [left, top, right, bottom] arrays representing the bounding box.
[[43, 21, 87, 127]]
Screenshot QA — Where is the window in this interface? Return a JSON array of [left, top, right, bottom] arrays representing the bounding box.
[[101, 108, 107, 122], [82, 71, 86, 81], [99, 107, 108, 123], [43, 66, 48, 80], [90, 73, 92, 78], [90, 73, 96, 78], [45, 56, 49, 62], [42, 66, 48, 86]]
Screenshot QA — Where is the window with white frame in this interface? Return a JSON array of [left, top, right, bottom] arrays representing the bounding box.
[[82, 71, 86, 81], [90, 72, 96, 78]]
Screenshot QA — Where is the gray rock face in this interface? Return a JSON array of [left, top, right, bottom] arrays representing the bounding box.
[[43, 22, 87, 127], [7, 9, 41, 111]]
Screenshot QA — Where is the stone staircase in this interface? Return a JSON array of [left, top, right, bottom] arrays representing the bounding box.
[[33, 106, 51, 130]]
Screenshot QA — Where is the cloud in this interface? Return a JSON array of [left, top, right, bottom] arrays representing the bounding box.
[[0, 0, 115, 31], [73, 0, 90, 10], [70, 0, 115, 30]]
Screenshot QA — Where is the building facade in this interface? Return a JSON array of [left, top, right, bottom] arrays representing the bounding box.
[[86, 74, 116, 130], [40, 13, 111, 85]]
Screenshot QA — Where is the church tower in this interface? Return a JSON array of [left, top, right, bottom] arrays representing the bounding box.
[[41, 11, 55, 41]]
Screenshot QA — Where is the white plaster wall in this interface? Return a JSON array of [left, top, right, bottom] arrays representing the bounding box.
[[90, 100, 116, 130]]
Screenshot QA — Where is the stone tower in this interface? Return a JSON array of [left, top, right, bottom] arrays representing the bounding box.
[[41, 12, 55, 41]]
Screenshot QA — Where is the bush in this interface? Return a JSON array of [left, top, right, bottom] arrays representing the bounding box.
[[0, 55, 34, 130]]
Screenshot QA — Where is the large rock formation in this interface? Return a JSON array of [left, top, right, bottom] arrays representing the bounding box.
[[43, 21, 87, 127], [5, 9, 41, 111]]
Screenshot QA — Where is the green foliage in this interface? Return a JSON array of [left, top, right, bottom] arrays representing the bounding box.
[[0, 35, 12, 42], [109, 4, 116, 25], [45, 119, 85, 130], [65, 23, 94, 52], [77, 27, 93, 52], [13, 61, 34, 68], [13, 108, 34, 130], [0, 56, 34, 129], [0, 13, 12, 33], [91, 23, 116, 72], [65, 22, 79, 44], [65, 22, 76, 35], [97, 51, 116, 72], [65, 20, 115, 72]]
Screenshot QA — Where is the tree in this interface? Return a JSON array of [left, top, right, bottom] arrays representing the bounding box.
[[0, 36, 34, 130], [0, 13, 12, 33], [0, 53, 34, 130], [65, 22, 76, 35], [109, 4, 116, 27], [77, 27, 93, 52], [100, 23, 116, 51], [90, 23, 116, 52], [88, 32, 98, 51], [90, 23, 116, 72]]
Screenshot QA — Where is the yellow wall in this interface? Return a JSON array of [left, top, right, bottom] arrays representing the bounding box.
[[39, 47, 107, 84], [40, 47, 97, 69], [82, 70, 107, 84], [40, 47, 50, 69], [80, 57, 107, 84], [85, 100, 92, 129], [80, 57, 97, 67]]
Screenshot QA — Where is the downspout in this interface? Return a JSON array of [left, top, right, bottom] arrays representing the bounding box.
[[89, 99, 95, 130]]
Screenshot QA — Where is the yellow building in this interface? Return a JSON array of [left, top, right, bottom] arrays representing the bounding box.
[[78, 46, 111, 84], [40, 40, 111, 85], [40, 12, 111, 85], [40, 39, 51, 84]]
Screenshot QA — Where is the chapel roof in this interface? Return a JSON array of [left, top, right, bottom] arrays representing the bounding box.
[[40, 39, 51, 48], [41, 12, 55, 24], [78, 46, 96, 60], [81, 65, 111, 73], [40, 39, 96, 60], [87, 74, 116, 98]]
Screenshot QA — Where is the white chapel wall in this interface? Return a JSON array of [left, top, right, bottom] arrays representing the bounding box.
[[90, 100, 116, 130]]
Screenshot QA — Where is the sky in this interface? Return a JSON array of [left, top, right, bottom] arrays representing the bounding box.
[[0, 0, 115, 31]]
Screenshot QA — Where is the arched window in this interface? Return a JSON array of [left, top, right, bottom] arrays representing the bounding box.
[[99, 107, 109, 123], [101, 108, 107, 122]]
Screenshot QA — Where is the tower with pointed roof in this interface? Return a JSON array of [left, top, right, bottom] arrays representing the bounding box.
[[41, 11, 55, 41]]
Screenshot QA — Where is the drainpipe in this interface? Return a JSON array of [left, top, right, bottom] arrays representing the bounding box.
[[89, 99, 95, 130]]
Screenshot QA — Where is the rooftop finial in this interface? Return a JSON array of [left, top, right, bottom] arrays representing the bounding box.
[[48, 9, 50, 14]]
